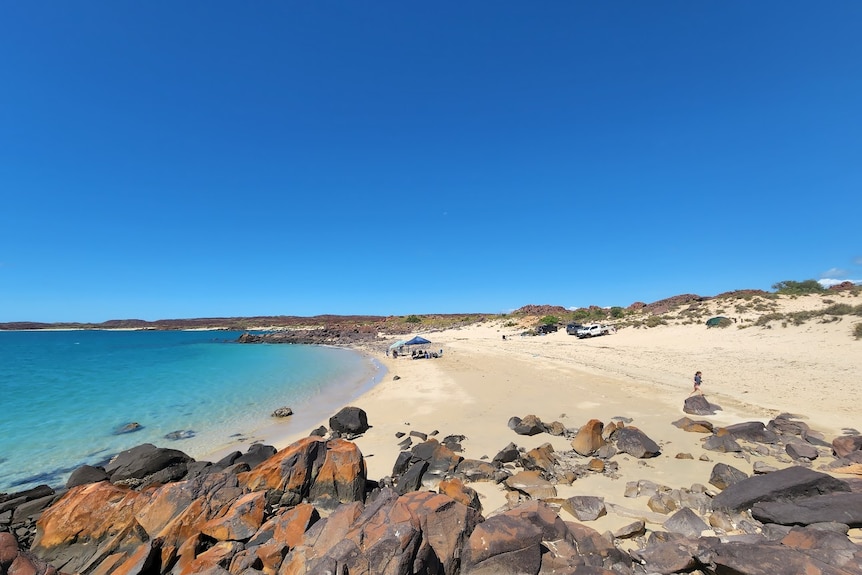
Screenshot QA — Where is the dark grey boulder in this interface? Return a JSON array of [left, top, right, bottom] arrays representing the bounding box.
[[66, 465, 109, 489], [703, 433, 742, 453], [562, 495, 606, 521], [104, 443, 194, 482], [706, 538, 861, 575], [235, 443, 276, 469], [510, 414, 546, 436], [683, 395, 718, 415], [213, 450, 242, 470], [709, 462, 749, 490], [455, 459, 506, 483], [113, 422, 143, 435], [721, 421, 779, 444], [785, 440, 819, 461], [712, 465, 852, 512], [164, 429, 195, 441], [614, 427, 660, 458], [630, 540, 699, 574], [663, 507, 709, 538], [395, 460, 427, 495], [752, 492, 862, 527], [329, 406, 370, 434], [493, 442, 520, 464]]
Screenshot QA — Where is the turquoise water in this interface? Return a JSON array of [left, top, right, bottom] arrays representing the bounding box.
[[0, 330, 383, 492]]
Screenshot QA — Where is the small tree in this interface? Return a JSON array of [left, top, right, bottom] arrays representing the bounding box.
[[772, 280, 826, 295], [540, 315, 560, 326], [610, 306, 625, 319], [404, 315, 422, 324]]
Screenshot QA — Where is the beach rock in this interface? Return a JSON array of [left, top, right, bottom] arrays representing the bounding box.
[[492, 442, 520, 464], [752, 492, 862, 527], [712, 465, 852, 512], [164, 429, 196, 440], [201, 491, 267, 541], [234, 443, 277, 470], [271, 406, 293, 418], [408, 439, 463, 487], [240, 436, 365, 508], [395, 460, 428, 495], [520, 443, 558, 473], [438, 477, 482, 512], [328, 406, 369, 435], [0, 531, 62, 575], [721, 421, 780, 444], [703, 430, 743, 453], [704, 538, 861, 575], [832, 435, 862, 458], [104, 443, 194, 483], [460, 512, 544, 575], [785, 440, 819, 461], [307, 438, 367, 510], [683, 395, 717, 415], [663, 507, 709, 538], [283, 489, 480, 575], [510, 414, 546, 436], [614, 426, 660, 458], [504, 470, 556, 500], [562, 495, 606, 521], [767, 413, 810, 437], [455, 459, 506, 483], [114, 422, 143, 435], [672, 416, 714, 433], [630, 539, 700, 574], [709, 462, 749, 490], [571, 419, 605, 455]]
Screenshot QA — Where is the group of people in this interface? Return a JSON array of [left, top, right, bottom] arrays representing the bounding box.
[[386, 347, 443, 360]]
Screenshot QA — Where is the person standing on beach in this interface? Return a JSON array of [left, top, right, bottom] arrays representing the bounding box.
[[690, 371, 703, 395]]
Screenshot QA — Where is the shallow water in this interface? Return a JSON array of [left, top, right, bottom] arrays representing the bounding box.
[[0, 330, 381, 492]]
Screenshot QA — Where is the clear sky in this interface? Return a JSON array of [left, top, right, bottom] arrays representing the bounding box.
[[2, 2, 860, 322]]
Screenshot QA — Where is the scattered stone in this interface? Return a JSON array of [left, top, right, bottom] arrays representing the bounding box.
[[164, 429, 196, 440], [753, 460, 778, 474], [510, 414, 546, 436], [504, 470, 557, 499], [663, 507, 710, 538], [562, 495, 606, 521], [271, 407, 293, 418], [709, 462, 749, 490], [614, 520, 645, 539], [409, 430, 428, 441], [672, 416, 714, 433], [113, 422, 143, 435], [493, 442, 520, 464], [571, 419, 605, 456], [614, 426, 660, 458], [786, 440, 819, 461]]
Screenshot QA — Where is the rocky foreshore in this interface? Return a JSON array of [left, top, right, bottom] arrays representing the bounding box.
[[3, 402, 862, 575], [236, 327, 381, 346]]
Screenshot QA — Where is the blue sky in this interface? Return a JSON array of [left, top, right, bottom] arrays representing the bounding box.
[[2, 2, 860, 322]]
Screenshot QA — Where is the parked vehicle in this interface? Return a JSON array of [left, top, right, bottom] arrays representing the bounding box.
[[576, 324, 614, 339], [535, 324, 559, 335], [566, 323, 584, 335]]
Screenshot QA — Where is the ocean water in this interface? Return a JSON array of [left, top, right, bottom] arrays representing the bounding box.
[[0, 330, 383, 493]]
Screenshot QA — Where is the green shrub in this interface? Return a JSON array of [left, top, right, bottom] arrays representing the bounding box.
[[754, 313, 785, 326], [540, 315, 560, 326], [404, 315, 422, 324], [610, 306, 625, 319], [645, 316, 667, 328], [854, 323, 862, 340], [822, 303, 854, 316], [772, 279, 826, 295]]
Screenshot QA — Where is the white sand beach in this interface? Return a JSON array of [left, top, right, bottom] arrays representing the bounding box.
[[252, 290, 862, 534]]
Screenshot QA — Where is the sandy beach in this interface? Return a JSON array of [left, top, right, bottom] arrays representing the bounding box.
[[246, 290, 862, 535]]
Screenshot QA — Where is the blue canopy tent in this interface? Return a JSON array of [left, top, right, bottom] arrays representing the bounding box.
[[404, 336, 431, 346]]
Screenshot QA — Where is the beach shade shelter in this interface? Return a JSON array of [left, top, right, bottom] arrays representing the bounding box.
[[404, 336, 432, 347], [705, 316, 731, 328], [388, 339, 409, 350]]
